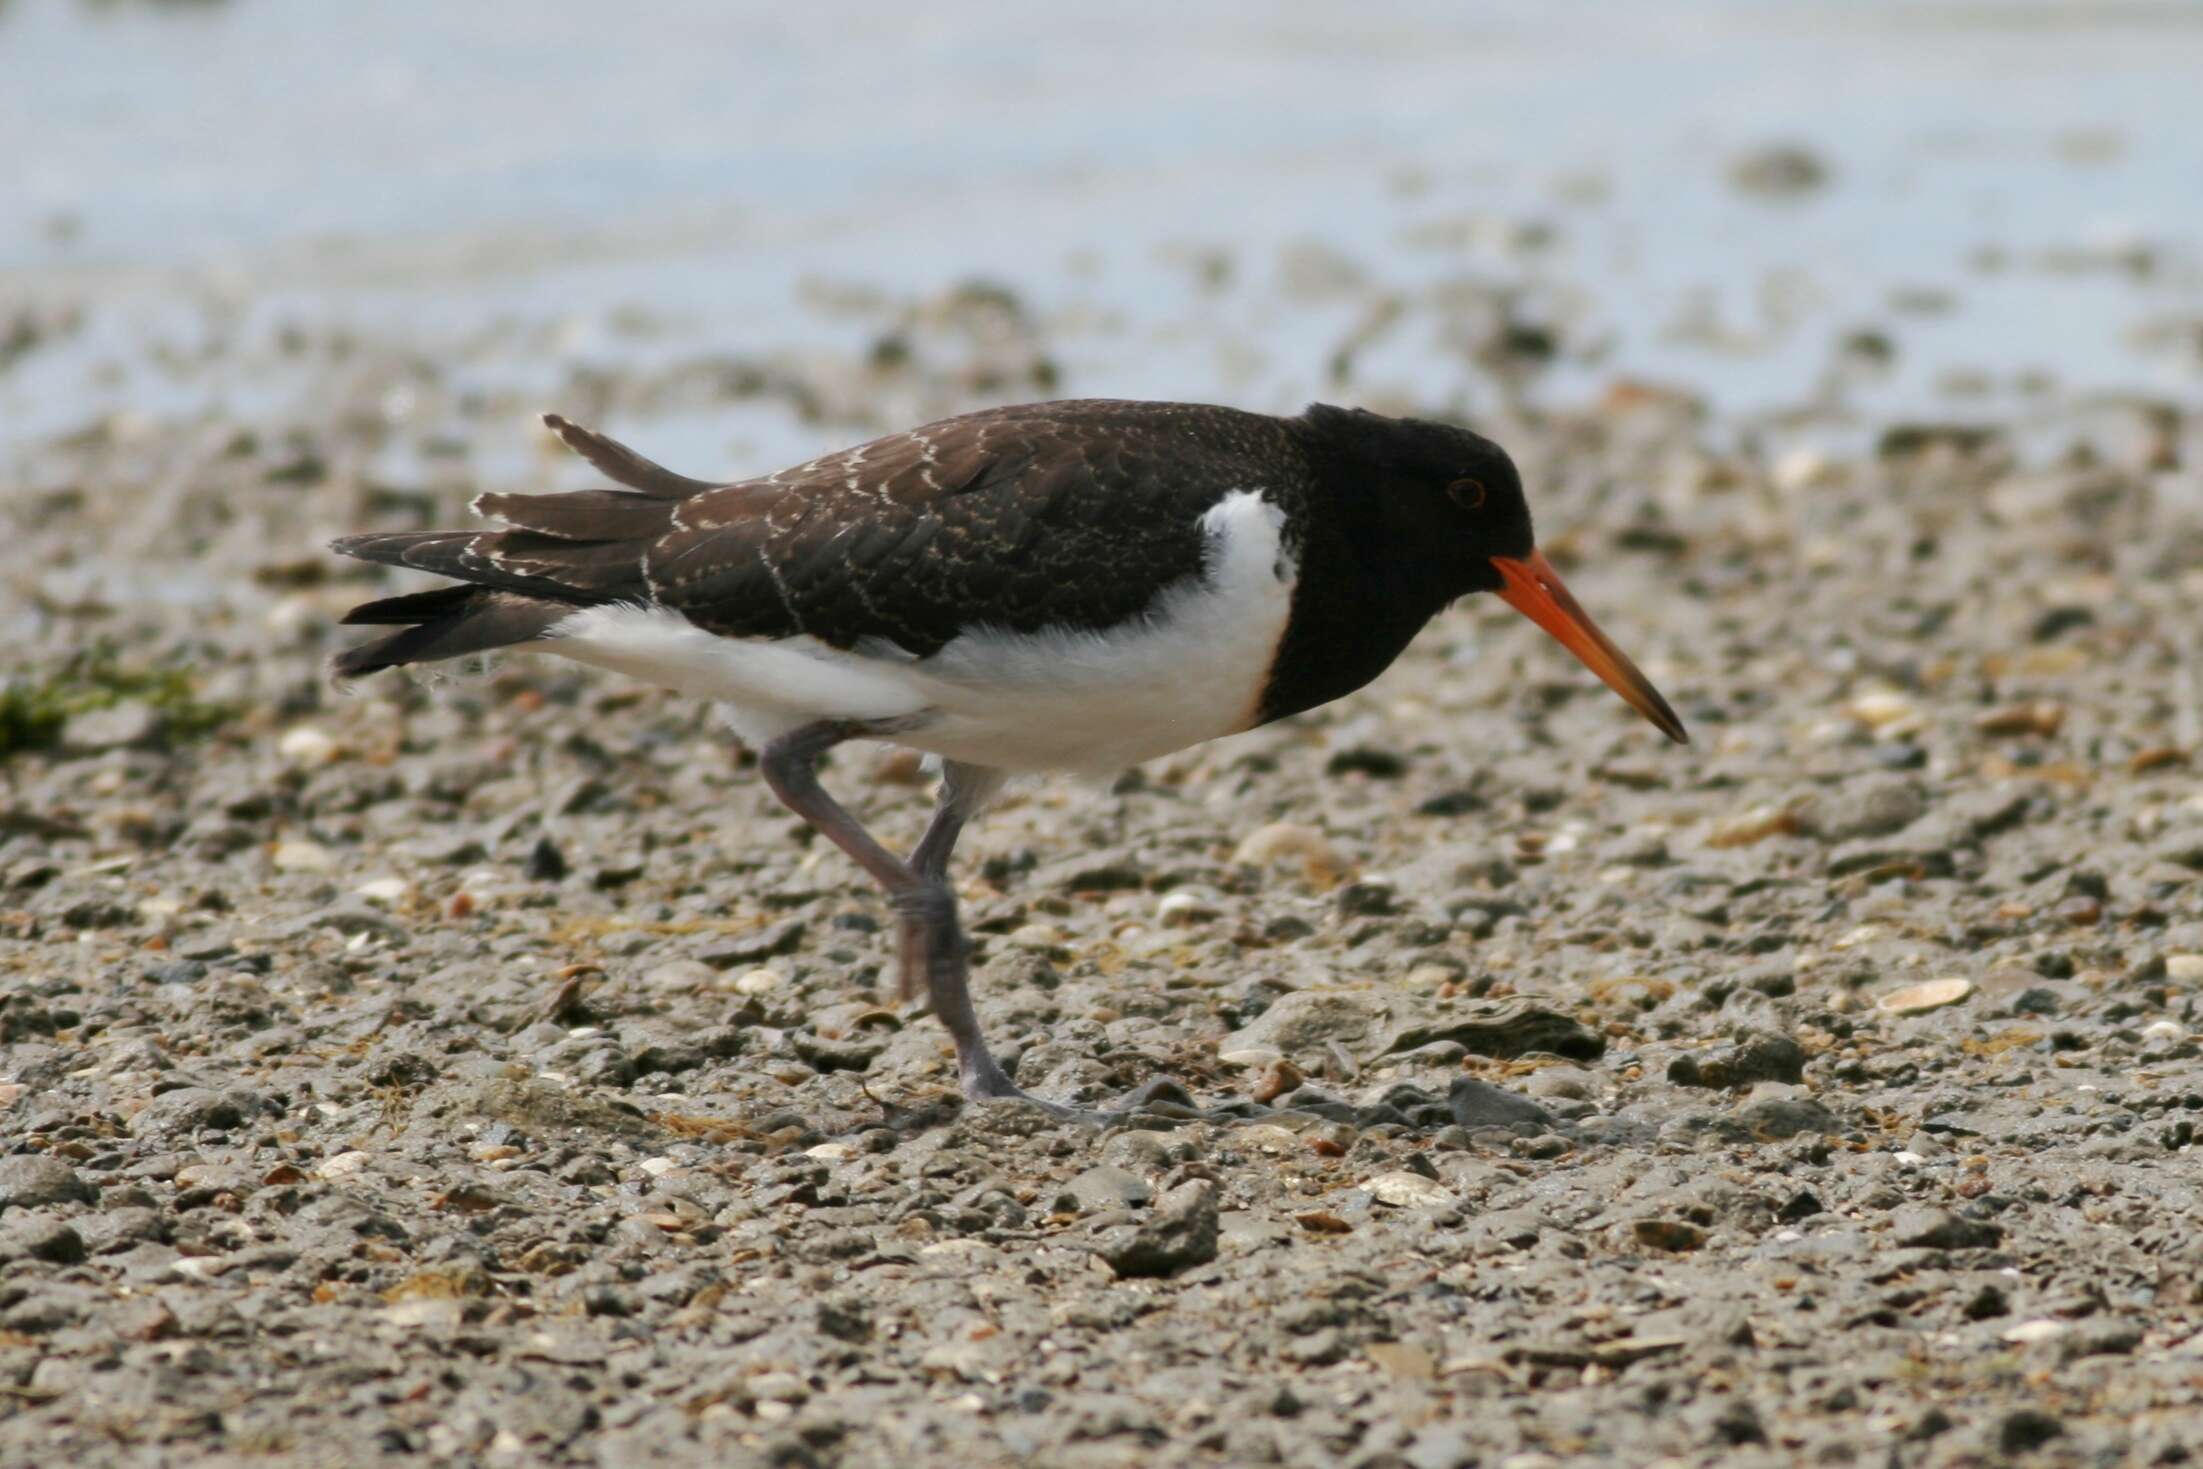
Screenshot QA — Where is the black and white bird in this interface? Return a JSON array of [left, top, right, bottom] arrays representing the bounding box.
[[333, 399, 1685, 1112]]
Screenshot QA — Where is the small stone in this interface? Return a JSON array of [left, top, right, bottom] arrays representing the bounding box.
[[1447, 1078, 1556, 1130], [1365, 1341, 1437, 1381], [1251, 1059, 1304, 1105], [1737, 1096, 1838, 1139], [128, 1087, 247, 1137], [1361, 1172, 1455, 1209], [1996, 1410, 2064, 1455], [318, 1151, 373, 1180], [1891, 1205, 2001, 1250], [272, 839, 337, 874], [1155, 892, 1219, 927], [2164, 955, 2203, 982], [1668, 1032, 1806, 1089], [1631, 1219, 1707, 1252], [1066, 1166, 1152, 1212], [1095, 1179, 1218, 1278], [1974, 702, 2064, 738], [276, 725, 342, 765], [1875, 978, 1972, 1015], [1705, 805, 1800, 849], [3, 1219, 85, 1265], [1005, 923, 1065, 952], [0, 1155, 94, 1210], [642, 960, 717, 993], [732, 968, 782, 996], [1816, 776, 1927, 841], [1232, 822, 1346, 885], [1845, 690, 1921, 733], [354, 877, 410, 905], [1216, 1047, 1283, 1070], [524, 837, 568, 882], [2001, 1319, 2069, 1345], [60, 700, 160, 753]]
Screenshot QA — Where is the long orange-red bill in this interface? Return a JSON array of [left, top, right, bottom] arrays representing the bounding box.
[[1492, 550, 1688, 744]]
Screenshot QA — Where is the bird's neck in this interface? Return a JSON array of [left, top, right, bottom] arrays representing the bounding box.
[[1255, 490, 1458, 725]]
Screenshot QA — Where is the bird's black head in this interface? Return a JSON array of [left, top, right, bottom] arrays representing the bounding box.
[[1295, 403, 1532, 593], [1293, 402, 1687, 744]]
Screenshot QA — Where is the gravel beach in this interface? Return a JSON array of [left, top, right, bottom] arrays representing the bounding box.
[[5, 4, 2203, 1467]]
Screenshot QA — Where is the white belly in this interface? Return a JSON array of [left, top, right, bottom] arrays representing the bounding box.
[[537, 491, 1297, 776]]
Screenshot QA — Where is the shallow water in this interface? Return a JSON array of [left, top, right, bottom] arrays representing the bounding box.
[[2, 0, 2200, 459]]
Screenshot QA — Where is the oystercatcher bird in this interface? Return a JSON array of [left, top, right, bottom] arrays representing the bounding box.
[[333, 399, 1684, 1112]]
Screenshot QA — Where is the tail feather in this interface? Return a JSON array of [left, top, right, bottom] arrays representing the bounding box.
[[330, 412, 706, 679], [539, 413, 720, 498], [331, 591, 568, 680]]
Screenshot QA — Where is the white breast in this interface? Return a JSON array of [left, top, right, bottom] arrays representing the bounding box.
[[537, 490, 1298, 775]]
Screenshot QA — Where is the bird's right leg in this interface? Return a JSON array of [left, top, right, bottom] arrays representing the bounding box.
[[757, 728, 1025, 1104]]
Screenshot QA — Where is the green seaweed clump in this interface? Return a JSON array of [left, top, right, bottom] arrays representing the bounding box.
[[0, 642, 237, 758]]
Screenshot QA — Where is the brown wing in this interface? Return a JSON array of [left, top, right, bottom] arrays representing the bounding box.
[[332, 401, 1309, 672]]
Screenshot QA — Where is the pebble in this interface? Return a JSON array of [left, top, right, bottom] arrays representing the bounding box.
[[1231, 822, 1346, 885], [60, 700, 160, 752], [2164, 955, 2203, 982], [642, 960, 717, 993], [277, 725, 342, 765], [272, 839, 338, 874], [1005, 923, 1066, 952], [1360, 1172, 1455, 1208], [1875, 978, 1972, 1014], [2, 1218, 86, 1265], [353, 877, 410, 905], [1447, 1078, 1556, 1130], [1155, 891, 1219, 926], [1631, 1219, 1707, 1252], [731, 968, 783, 996], [1216, 1047, 1283, 1069], [2001, 1319, 2069, 1345], [1094, 1180, 1218, 1278], [0, 1155, 95, 1209], [318, 1151, 373, 1180], [1845, 690, 1923, 734], [1706, 805, 1800, 848], [128, 1087, 248, 1136], [1891, 1205, 2001, 1250], [1066, 1166, 1152, 1212]]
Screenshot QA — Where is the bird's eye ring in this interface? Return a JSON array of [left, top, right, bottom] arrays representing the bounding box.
[[1448, 477, 1486, 511]]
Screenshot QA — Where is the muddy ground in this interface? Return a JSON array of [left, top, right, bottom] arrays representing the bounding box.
[[4, 255, 2203, 1469]]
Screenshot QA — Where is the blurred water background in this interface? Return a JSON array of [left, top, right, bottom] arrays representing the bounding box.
[[2, 0, 2200, 469]]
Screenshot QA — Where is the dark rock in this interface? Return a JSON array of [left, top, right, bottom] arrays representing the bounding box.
[[1094, 1179, 1218, 1278], [1890, 1205, 2001, 1250], [1996, 1409, 2064, 1454], [1446, 1078, 1556, 1131], [1708, 1398, 1768, 1446], [1632, 1219, 1707, 1252], [0, 1155, 95, 1209], [2, 1217, 86, 1264], [1816, 776, 1928, 841], [525, 836, 569, 881], [815, 1295, 873, 1343], [1736, 1096, 1838, 1139], [1668, 1032, 1806, 1089]]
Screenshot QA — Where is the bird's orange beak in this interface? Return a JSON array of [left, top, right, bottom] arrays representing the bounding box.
[[1491, 550, 1688, 744]]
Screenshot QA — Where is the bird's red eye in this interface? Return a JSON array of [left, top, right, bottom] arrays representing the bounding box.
[[1448, 477, 1486, 510]]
